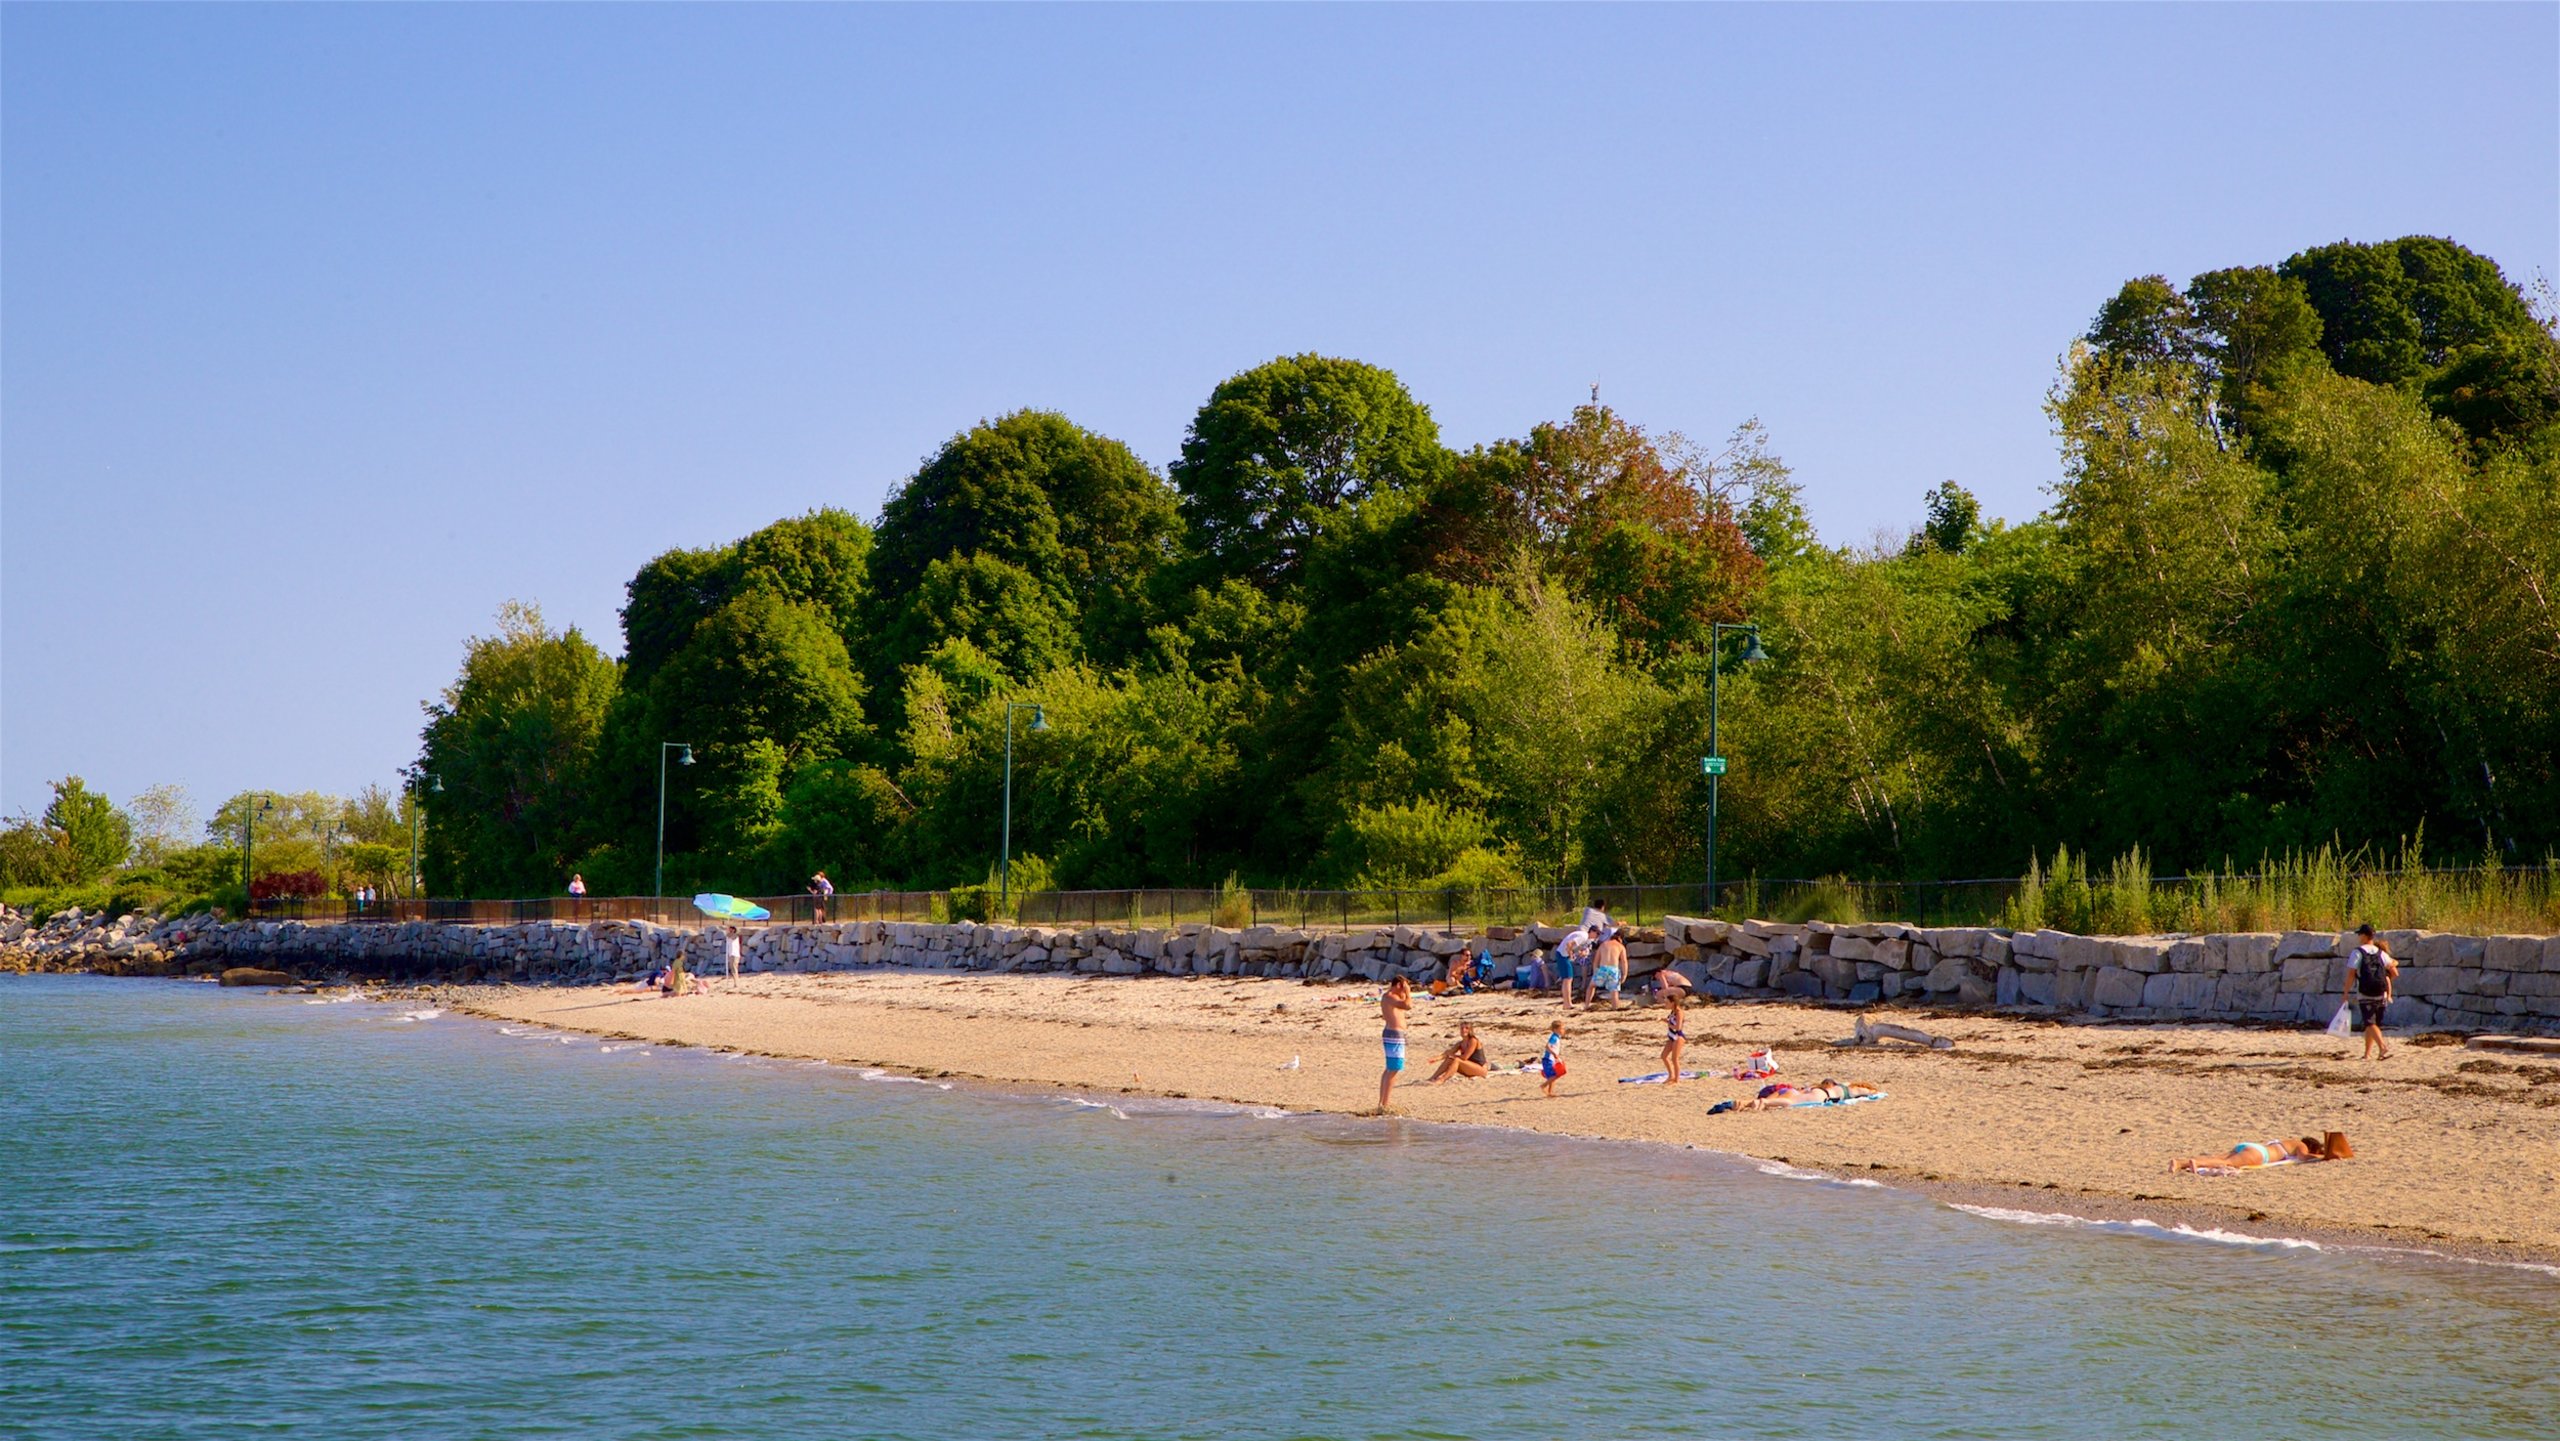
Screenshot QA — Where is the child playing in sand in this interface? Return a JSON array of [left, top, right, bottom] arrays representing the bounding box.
[[1660, 992, 1687, 1084], [1540, 1021, 1566, 1098]]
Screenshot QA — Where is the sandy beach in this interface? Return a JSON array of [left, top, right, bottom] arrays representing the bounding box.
[[451, 971, 2560, 1267]]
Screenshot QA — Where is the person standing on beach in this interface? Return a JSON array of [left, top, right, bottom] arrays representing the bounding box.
[[1539, 1020, 1566, 1098], [1660, 992, 1687, 1083], [1590, 928, 1628, 1007], [724, 924, 744, 982], [1554, 925, 1593, 1004], [1378, 976, 1413, 1113], [2342, 923, 2396, 1061]]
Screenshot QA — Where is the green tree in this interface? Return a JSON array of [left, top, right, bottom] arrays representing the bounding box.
[[41, 777, 131, 881], [124, 784, 198, 866], [869, 410, 1176, 668], [417, 603, 621, 895], [1171, 354, 1448, 589], [1912, 481, 1982, 555]]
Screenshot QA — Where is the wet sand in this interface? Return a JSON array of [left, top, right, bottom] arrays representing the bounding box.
[[448, 971, 2560, 1268]]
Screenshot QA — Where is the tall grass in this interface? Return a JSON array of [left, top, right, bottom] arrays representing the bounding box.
[[2000, 841, 2560, 935]]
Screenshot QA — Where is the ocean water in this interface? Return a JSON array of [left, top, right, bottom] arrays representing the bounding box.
[[2, 975, 2553, 1440]]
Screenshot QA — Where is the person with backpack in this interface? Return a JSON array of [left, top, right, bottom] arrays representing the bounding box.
[[2342, 923, 2397, 1061]]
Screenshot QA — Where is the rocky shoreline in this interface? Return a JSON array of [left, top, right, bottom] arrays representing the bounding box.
[[7, 905, 2557, 1033]]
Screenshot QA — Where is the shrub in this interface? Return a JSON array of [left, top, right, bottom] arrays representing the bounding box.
[[250, 870, 326, 901]]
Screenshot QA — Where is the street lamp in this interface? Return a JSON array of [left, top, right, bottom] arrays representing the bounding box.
[[1000, 703, 1048, 912], [407, 771, 441, 898], [241, 796, 273, 912], [655, 742, 695, 900], [1703, 621, 1768, 918]]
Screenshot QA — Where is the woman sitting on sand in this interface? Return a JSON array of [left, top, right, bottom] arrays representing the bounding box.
[[2171, 1132, 2352, 1173], [1424, 1021, 1491, 1083], [1738, 1078, 1877, 1110]]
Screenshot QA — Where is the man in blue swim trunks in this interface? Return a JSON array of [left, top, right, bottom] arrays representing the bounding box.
[[1378, 976, 1412, 1113], [1553, 925, 1594, 1004]]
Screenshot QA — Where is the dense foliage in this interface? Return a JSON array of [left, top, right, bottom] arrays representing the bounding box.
[[381, 240, 2557, 899]]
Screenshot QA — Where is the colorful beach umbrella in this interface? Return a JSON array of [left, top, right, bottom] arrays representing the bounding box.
[[692, 893, 771, 921]]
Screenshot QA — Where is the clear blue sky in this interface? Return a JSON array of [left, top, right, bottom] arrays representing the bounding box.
[[4, 3, 2554, 823]]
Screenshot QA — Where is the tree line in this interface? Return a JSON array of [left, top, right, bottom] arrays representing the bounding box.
[[374, 234, 2556, 902]]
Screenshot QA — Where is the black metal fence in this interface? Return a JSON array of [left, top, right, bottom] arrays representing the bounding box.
[[247, 892, 948, 926]]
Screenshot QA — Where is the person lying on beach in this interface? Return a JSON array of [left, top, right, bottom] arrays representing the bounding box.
[[1424, 1021, 1491, 1083], [1736, 1079, 1877, 1110], [2171, 1132, 2353, 1174]]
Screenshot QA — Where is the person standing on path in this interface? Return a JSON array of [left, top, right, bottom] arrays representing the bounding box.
[[1378, 976, 1413, 1113], [567, 873, 586, 920], [2343, 923, 2397, 1060], [724, 924, 744, 982], [808, 870, 834, 924]]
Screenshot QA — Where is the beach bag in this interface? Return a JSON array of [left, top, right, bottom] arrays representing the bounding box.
[[2325, 1002, 2355, 1038]]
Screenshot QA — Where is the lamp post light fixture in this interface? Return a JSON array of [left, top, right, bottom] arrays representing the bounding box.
[[1001, 703, 1049, 912], [241, 796, 274, 911], [655, 742, 696, 902], [1704, 621, 1768, 918], [407, 771, 441, 899]]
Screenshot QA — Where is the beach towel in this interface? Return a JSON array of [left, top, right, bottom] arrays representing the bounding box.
[[1791, 1090, 1889, 1108], [1616, 1070, 1702, 1084], [2191, 1156, 2302, 1177]]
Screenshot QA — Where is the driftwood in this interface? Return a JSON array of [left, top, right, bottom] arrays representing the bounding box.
[[1834, 1015, 1956, 1051]]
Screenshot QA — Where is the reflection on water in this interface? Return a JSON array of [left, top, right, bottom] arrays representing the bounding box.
[[3, 974, 2553, 1441]]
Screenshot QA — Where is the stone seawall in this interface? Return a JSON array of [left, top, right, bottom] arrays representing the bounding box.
[[10, 906, 2558, 1033]]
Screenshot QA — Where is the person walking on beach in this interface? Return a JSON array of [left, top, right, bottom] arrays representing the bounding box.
[[724, 924, 744, 982], [1539, 1020, 1566, 1098], [1378, 976, 1413, 1113], [1590, 927, 1628, 1007], [2342, 924, 2397, 1061]]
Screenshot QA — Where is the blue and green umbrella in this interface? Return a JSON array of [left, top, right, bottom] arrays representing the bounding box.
[[692, 893, 771, 921]]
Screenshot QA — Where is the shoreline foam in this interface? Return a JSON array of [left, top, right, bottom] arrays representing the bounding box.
[[413, 970, 2560, 1271]]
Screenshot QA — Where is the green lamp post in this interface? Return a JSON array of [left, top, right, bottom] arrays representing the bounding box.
[[1001, 703, 1048, 911], [241, 796, 273, 911], [1704, 621, 1768, 917], [406, 771, 441, 898], [655, 742, 695, 902]]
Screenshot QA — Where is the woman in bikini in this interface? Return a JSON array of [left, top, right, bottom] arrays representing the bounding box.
[[1738, 1078, 1878, 1110], [1660, 992, 1688, 1084], [1424, 1020, 1491, 1083], [1378, 976, 1413, 1113], [2171, 1132, 2351, 1173]]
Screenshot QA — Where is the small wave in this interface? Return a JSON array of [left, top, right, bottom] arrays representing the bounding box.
[[498, 1027, 534, 1036], [1756, 1160, 1884, 1189], [392, 1009, 443, 1023], [1069, 1099, 1131, 1120], [1952, 1205, 2321, 1251], [1950, 1205, 2560, 1276], [858, 1069, 938, 1086]]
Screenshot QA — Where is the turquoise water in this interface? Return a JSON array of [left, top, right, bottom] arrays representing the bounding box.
[[2, 975, 2553, 1440]]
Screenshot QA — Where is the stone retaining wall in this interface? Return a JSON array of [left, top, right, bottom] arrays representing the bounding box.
[[11, 906, 2557, 1033]]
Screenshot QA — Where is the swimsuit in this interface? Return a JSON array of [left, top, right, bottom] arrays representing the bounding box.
[[1541, 1038, 1562, 1080], [1381, 1027, 1407, 1072], [1666, 1019, 1686, 1042], [2231, 1141, 2282, 1165]]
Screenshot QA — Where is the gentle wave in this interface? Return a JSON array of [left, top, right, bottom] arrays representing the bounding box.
[[392, 1009, 443, 1023], [1948, 1204, 2560, 1278], [1756, 1159, 1886, 1189], [858, 1069, 952, 1089]]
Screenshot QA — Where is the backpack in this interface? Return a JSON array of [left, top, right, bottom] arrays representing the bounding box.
[[2356, 949, 2390, 997]]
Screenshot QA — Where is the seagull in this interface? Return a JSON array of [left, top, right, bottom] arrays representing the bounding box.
[[1278, 1055, 1300, 1070]]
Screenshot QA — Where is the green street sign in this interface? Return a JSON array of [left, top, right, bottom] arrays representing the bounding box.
[[1701, 756, 1728, 776]]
